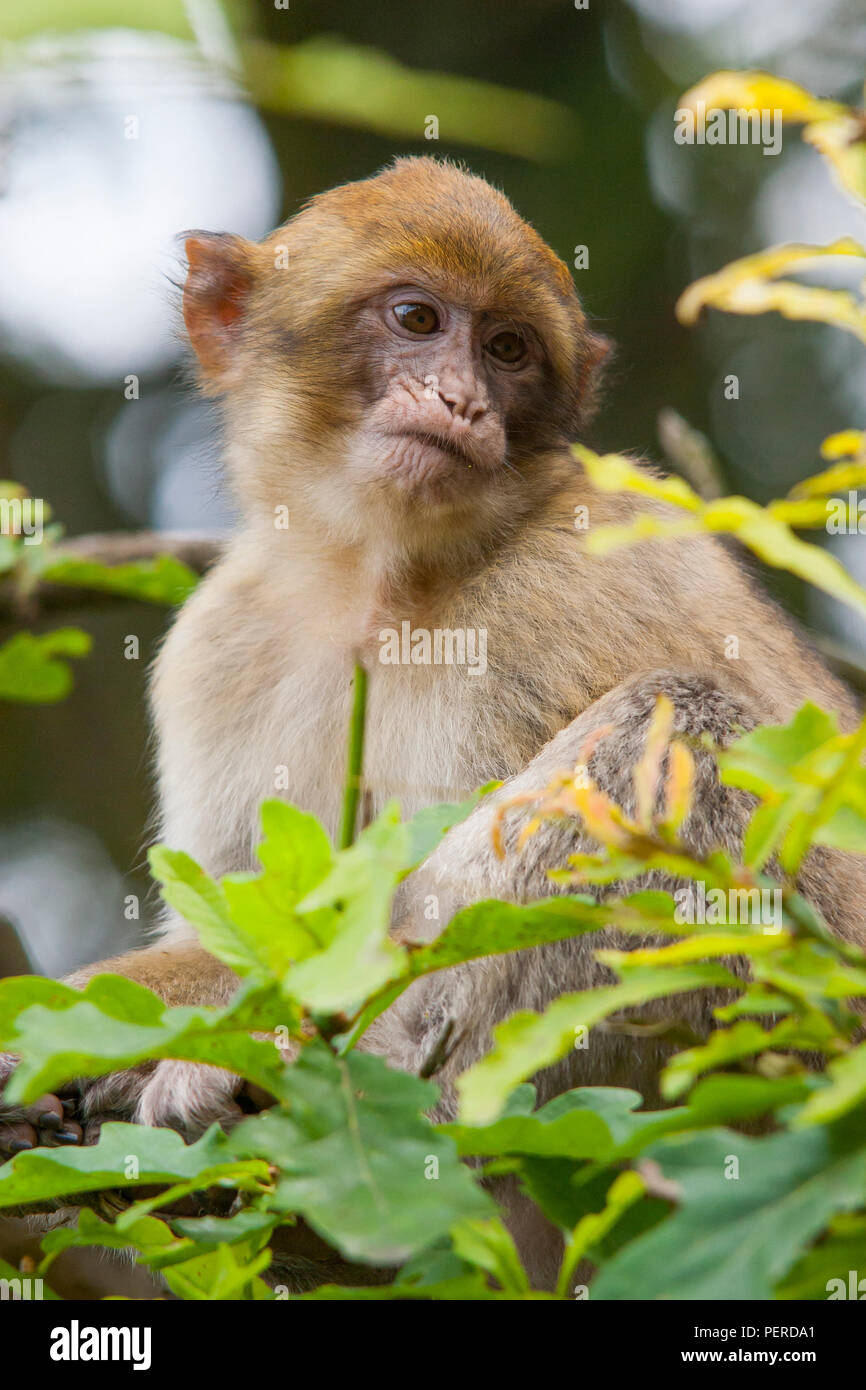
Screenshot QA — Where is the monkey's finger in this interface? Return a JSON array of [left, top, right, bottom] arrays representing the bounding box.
[[51, 1120, 83, 1146], [0, 1120, 38, 1155], [26, 1095, 65, 1133]]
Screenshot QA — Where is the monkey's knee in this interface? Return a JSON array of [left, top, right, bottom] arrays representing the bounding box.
[[400, 667, 758, 929], [574, 668, 755, 834]]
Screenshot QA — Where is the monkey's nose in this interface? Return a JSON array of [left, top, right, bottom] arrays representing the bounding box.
[[437, 382, 488, 426]]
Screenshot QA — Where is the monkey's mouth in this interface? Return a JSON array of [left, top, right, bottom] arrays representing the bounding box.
[[389, 428, 492, 478], [402, 429, 477, 467], [375, 428, 499, 501]]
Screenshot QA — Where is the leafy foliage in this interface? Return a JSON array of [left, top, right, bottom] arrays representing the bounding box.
[[0, 2, 576, 163], [0, 628, 92, 702], [0, 483, 199, 703]]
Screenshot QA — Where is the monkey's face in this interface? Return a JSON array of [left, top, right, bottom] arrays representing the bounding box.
[[344, 278, 551, 504], [180, 158, 608, 548]]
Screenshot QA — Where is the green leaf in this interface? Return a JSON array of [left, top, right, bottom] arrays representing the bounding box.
[[284, 806, 410, 1013], [660, 1017, 835, 1100], [0, 1254, 60, 1299], [0, 627, 91, 702], [442, 1085, 660, 1160], [457, 964, 740, 1125], [592, 1115, 866, 1300], [402, 781, 500, 872], [794, 1041, 866, 1126], [0, 974, 292, 1103], [557, 1170, 645, 1297], [40, 1208, 184, 1269], [245, 35, 578, 163], [451, 1217, 529, 1293], [408, 895, 605, 976], [160, 1240, 273, 1300], [170, 1208, 279, 1250], [151, 801, 335, 980], [230, 1042, 491, 1265], [776, 1216, 866, 1299], [147, 849, 260, 977], [0, 1123, 269, 1211], [39, 553, 199, 605], [297, 1272, 507, 1300]]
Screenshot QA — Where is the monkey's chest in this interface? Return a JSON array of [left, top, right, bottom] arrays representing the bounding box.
[[265, 656, 512, 841]]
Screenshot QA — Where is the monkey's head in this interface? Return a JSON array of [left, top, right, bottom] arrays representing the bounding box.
[[181, 158, 608, 551]]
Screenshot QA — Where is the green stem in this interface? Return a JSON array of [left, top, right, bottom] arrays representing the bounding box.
[[338, 659, 368, 850]]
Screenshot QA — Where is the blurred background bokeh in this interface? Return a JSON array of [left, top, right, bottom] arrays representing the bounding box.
[[1, 0, 865, 982]]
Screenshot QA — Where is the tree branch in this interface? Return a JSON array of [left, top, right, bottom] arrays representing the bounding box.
[[0, 532, 224, 620]]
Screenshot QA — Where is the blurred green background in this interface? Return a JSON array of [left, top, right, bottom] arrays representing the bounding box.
[[1, 0, 866, 977]]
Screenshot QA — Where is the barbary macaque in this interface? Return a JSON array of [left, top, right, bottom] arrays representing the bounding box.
[[1, 158, 864, 1287]]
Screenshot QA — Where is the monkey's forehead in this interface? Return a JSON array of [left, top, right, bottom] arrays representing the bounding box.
[[262, 160, 585, 371]]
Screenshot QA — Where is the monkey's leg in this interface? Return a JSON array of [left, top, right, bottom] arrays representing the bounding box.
[[363, 668, 866, 1288], [384, 664, 865, 1096], [365, 668, 763, 1097], [376, 664, 866, 1096]]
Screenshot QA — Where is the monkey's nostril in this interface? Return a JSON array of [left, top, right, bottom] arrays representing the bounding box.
[[438, 390, 487, 425]]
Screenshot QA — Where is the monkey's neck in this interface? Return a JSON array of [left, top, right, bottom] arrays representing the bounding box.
[[246, 449, 579, 648]]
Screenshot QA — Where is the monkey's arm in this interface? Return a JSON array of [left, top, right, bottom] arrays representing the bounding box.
[[65, 938, 239, 1006]]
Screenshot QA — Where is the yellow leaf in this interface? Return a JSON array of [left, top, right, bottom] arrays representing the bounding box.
[[768, 498, 846, 527], [573, 444, 701, 511], [574, 445, 866, 619], [679, 70, 866, 204], [664, 742, 695, 833], [676, 240, 866, 343], [600, 931, 791, 968], [821, 430, 866, 460], [679, 71, 847, 125], [787, 463, 866, 502], [634, 695, 674, 830], [804, 115, 866, 206], [582, 516, 702, 556], [734, 508, 866, 617]]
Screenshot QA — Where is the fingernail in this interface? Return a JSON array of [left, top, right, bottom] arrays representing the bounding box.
[[55, 1129, 81, 1145], [8, 1137, 33, 1153], [39, 1112, 63, 1132]]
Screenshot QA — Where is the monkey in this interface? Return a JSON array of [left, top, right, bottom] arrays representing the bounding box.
[[1, 157, 864, 1290]]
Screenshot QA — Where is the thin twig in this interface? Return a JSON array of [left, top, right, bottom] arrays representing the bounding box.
[[338, 659, 368, 850]]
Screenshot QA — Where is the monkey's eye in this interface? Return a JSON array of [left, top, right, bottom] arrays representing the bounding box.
[[393, 302, 439, 334], [485, 331, 527, 364]]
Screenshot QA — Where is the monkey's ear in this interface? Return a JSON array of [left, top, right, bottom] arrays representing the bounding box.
[[182, 233, 257, 387], [575, 330, 613, 427]]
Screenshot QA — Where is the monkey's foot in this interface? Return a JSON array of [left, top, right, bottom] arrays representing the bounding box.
[[0, 1054, 270, 1159], [0, 1053, 84, 1153]]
